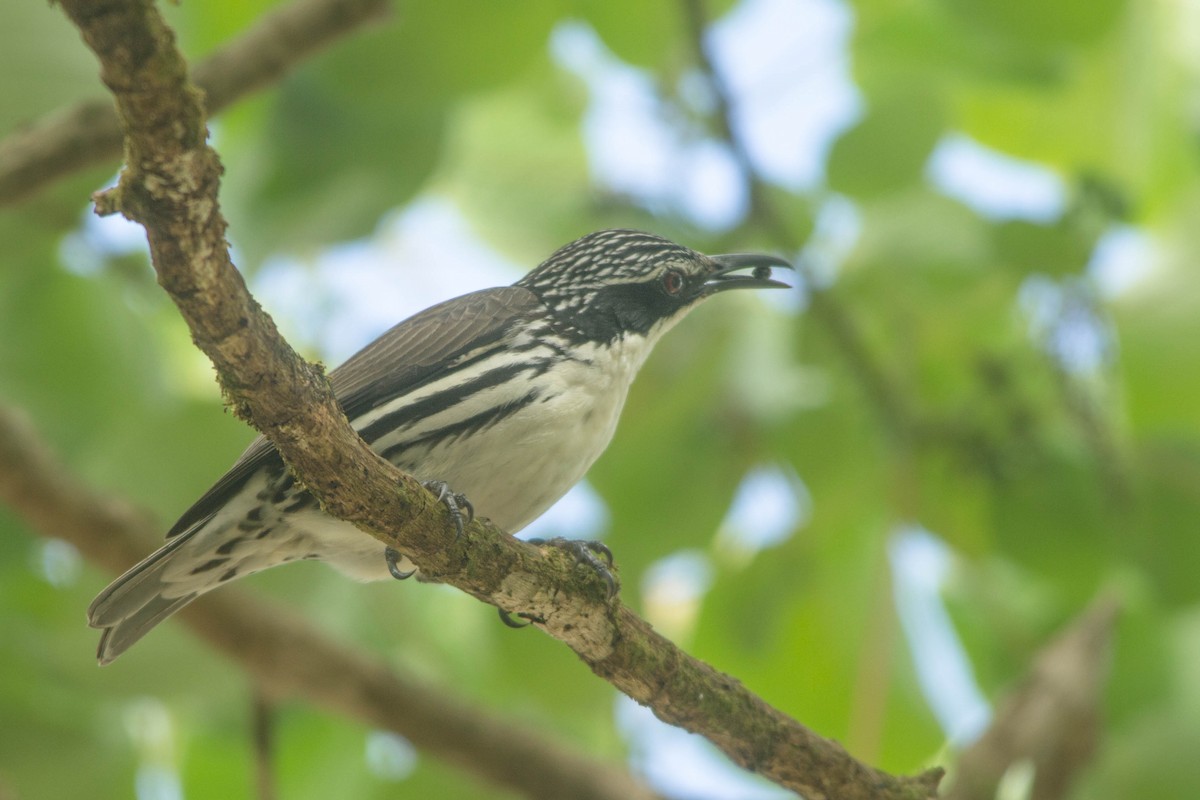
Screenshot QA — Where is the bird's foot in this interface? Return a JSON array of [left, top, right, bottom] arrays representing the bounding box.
[[529, 537, 618, 599], [384, 480, 472, 581], [496, 539, 618, 630], [422, 479, 474, 540]]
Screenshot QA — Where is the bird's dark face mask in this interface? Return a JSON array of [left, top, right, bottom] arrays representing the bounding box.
[[562, 251, 793, 343]]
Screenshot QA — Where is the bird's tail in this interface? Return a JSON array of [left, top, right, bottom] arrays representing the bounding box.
[[87, 532, 205, 665]]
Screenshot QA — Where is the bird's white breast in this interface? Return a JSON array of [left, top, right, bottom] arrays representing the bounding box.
[[290, 328, 668, 582]]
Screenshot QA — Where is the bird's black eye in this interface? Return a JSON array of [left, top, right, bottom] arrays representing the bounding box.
[[661, 269, 685, 296]]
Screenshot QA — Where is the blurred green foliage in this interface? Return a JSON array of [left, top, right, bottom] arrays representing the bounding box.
[[2, 0, 1199, 798]]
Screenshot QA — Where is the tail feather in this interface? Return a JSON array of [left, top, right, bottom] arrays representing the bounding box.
[[88, 531, 206, 664], [88, 532, 192, 627], [88, 459, 316, 663], [88, 468, 370, 662], [95, 593, 198, 665]]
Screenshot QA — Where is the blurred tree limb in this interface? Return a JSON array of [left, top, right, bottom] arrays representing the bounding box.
[[50, 0, 942, 797], [680, 0, 1130, 507], [253, 691, 278, 800], [0, 404, 659, 800], [945, 594, 1120, 800], [0, 0, 391, 208], [679, 6, 1121, 795], [680, 0, 910, 436]]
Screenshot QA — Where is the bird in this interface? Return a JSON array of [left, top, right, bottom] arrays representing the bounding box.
[[87, 229, 791, 663]]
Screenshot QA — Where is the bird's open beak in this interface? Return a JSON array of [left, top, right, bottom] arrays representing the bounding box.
[[703, 253, 794, 295]]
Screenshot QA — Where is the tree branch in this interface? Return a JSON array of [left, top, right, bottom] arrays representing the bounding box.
[[679, 0, 911, 436], [682, 9, 1123, 798], [944, 594, 1119, 800], [252, 690, 278, 800], [0, 0, 390, 208], [55, 0, 941, 796], [0, 404, 659, 800]]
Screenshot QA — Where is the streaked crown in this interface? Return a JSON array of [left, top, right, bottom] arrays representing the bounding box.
[[516, 229, 791, 342]]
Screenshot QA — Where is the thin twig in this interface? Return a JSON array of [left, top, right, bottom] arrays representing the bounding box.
[[679, 0, 910, 435], [1040, 282, 1130, 504], [252, 690, 277, 800], [0, 0, 390, 207]]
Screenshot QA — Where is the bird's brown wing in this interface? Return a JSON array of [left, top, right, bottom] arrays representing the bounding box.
[[165, 285, 540, 539]]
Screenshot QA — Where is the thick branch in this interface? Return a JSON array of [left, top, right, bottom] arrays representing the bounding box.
[[0, 405, 657, 800], [57, 1, 941, 796], [0, 0, 389, 207]]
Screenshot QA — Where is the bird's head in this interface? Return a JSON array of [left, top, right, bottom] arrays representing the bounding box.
[[516, 229, 792, 343]]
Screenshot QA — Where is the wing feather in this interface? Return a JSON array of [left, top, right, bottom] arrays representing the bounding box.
[[165, 285, 538, 538]]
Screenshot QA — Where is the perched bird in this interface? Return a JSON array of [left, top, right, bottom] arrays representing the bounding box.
[[88, 229, 791, 663]]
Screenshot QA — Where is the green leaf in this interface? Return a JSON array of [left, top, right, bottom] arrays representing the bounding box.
[[0, 3, 105, 130], [940, 0, 1127, 49], [993, 219, 1094, 278], [827, 86, 945, 199]]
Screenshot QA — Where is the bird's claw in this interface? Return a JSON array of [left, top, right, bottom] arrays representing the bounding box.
[[496, 539, 617, 631], [422, 479, 473, 539], [386, 480, 471, 580], [527, 537, 618, 599], [385, 547, 416, 581], [498, 609, 535, 629]]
